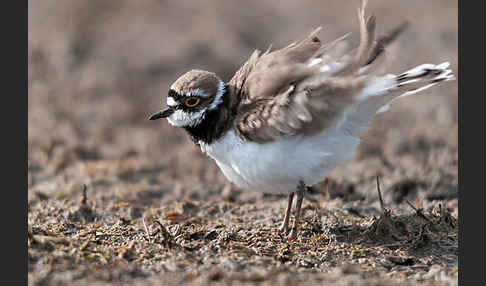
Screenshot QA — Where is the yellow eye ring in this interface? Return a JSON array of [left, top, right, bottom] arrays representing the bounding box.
[[185, 97, 200, 107]]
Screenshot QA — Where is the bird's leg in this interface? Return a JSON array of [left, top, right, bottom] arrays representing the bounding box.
[[289, 181, 306, 240], [279, 192, 294, 234]]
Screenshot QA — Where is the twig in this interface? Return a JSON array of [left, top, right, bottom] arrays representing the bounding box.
[[81, 184, 88, 206], [324, 178, 331, 201], [405, 200, 418, 212], [142, 218, 152, 242], [405, 200, 431, 222], [154, 220, 174, 247], [376, 176, 386, 213], [154, 220, 171, 238]]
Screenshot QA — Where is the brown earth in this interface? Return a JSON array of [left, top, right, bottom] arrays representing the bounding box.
[[28, 1, 458, 285]]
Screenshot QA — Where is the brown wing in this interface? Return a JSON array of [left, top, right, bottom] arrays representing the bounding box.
[[227, 27, 322, 103], [230, 0, 407, 143]]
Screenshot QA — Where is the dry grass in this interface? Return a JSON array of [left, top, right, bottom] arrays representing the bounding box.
[[28, 184, 458, 285]]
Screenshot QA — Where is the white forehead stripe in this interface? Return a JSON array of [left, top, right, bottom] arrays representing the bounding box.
[[167, 96, 177, 107]]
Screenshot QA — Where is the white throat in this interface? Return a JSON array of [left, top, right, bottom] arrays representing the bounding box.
[[167, 108, 206, 127]]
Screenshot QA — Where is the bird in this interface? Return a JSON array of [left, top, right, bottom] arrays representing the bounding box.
[[149, 0, 455, 240]]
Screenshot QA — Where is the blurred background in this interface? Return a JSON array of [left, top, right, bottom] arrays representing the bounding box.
[[28, 0, 458, 205]]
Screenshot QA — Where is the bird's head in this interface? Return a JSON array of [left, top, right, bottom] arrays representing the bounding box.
[[149, 70, 226, 127]]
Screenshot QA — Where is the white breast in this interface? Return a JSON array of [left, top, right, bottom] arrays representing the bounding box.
[[199, 128, 360, 194]]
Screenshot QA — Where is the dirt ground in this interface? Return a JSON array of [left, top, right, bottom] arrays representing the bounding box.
[[28, 1, 458, 285]]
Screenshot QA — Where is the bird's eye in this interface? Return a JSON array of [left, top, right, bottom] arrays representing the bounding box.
[[185, 97, 200, 107]]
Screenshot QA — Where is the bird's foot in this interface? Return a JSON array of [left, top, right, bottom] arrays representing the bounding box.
[[288, 228, 298, 241], [277, 224, 289, 235]]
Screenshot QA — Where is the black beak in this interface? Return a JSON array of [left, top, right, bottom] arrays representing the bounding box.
[[148, 107, 174, 120]]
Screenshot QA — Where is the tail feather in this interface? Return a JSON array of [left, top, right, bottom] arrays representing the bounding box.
[[394, 62, 455, 96], [337, 62, 455, 135]]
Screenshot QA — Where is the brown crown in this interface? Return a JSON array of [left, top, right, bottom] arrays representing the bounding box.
[[170, 70, 221, 97]]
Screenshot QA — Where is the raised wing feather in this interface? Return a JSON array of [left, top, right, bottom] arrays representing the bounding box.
[[231, 0, 407, 143]]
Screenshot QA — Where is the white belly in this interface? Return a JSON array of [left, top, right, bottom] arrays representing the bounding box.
[[199, 128, 360, 194]]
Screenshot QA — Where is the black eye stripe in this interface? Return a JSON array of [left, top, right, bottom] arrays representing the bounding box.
[[168, 89, 182, 99]]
